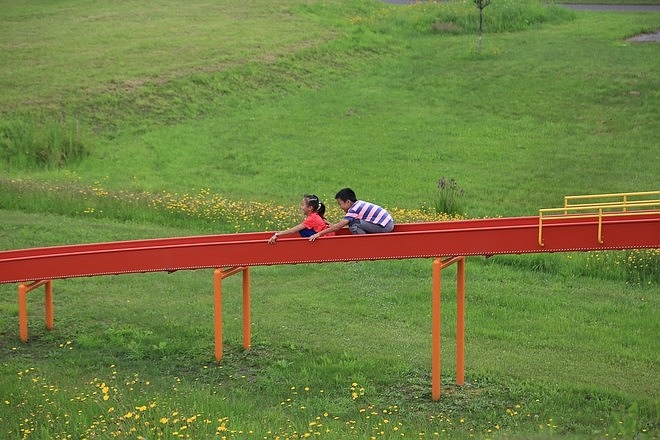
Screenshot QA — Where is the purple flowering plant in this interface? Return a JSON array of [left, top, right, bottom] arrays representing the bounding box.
[[434, 177, 465, 215]]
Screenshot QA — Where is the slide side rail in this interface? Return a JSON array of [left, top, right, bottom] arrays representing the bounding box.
[[539, 190, 660, 246]]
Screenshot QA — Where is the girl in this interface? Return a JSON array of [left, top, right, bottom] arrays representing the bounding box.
[[268, 194, 333, 243]]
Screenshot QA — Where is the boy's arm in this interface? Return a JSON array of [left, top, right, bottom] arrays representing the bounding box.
[[309, 219, 349, 242]]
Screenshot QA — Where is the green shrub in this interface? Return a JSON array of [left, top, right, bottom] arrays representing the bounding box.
[[0, 116, 87, 169]]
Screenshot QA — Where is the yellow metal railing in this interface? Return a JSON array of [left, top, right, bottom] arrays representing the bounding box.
[[538, 191, 660, 246]]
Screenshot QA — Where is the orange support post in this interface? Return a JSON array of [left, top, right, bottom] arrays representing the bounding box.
[[214, 267, 250, 362], [431, 259, 442, 400], [214, 269, 224, 362], [432, 257, 466, 400], [18, 280, 53, 342], [242, 267, 251, 350], [456, 257, 465, 386], [18, 284, 27, 342]]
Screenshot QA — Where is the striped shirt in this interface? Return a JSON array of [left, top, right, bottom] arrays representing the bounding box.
[[344, 200, 393, 227]]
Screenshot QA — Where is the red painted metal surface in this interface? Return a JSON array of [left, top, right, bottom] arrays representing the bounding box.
[[1, 213, 658, 284], [4, 212, 658, 401]]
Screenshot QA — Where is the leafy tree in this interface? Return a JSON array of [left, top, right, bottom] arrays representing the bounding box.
[[474, 0, 492, 53]]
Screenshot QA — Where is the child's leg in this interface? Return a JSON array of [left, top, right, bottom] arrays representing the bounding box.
[[349, 219, 394, 234]]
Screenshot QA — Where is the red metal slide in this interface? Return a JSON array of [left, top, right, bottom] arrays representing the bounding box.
[[1, 201, 657, 400], [1, 213, 658, 284]]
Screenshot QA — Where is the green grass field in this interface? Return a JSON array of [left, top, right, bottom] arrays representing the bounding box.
[[0, 0, 658, 438]]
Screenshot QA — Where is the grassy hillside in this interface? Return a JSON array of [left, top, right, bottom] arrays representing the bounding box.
[[0, 1, 658, 438], [1, 0, 658, 220]]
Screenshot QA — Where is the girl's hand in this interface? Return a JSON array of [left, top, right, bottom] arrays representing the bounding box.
[[309, 233, 319, 242], [268, 233, 279, 244]]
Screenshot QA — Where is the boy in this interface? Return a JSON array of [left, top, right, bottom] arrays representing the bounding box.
[[309, 188, 394, 241]]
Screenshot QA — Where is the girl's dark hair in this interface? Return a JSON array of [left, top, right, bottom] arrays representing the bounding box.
[[304, 194, 326, 218]]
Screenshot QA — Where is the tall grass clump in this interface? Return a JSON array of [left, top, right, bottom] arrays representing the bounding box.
[[432, 177, 465, 216], [0, 115, 87, 169], [491, 250, 660, 286], [581, 249, 660, 286], [362, 0, 575, 36]]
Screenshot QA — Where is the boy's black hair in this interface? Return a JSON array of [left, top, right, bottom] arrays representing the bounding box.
[[335, 187, 357, 202]]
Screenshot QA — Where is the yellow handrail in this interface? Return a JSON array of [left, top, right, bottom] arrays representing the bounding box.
[[539, 191, 660, 246], [563, 190, 660, 214]]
